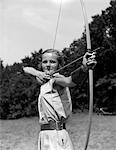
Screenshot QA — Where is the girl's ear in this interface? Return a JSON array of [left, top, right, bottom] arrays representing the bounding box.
[[38, 62, 43, 71], [57, 64, 62, 70]]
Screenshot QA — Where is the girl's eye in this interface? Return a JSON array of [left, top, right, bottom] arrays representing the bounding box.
[[42, 60, 57, 64], [42, 60, 47, 64], [50, 60, 56, 63]]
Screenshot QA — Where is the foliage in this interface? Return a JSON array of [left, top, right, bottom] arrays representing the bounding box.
[[95, 73, 116, 108], [0, 60, 40, 119], [62, 0, 116, 111]]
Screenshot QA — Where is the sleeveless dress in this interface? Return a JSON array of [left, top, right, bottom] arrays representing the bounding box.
[[38, 78, 74, 150]]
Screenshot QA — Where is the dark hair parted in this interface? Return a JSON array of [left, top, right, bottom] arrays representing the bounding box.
[[38, 49, 64, 71]]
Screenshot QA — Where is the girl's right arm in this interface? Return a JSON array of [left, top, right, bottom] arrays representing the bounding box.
[[23, 67, 42, 77], [23, 67, 50, 84]]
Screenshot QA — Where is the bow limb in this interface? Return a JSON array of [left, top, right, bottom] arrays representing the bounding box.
[[80, 0, 93, 150]]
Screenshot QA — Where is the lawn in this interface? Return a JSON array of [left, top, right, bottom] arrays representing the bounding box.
[[0, 112, 116, 150]]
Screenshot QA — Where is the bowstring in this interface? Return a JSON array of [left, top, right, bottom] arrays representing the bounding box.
[[52, 0, 63, 50], [46, 1, 101, 149]]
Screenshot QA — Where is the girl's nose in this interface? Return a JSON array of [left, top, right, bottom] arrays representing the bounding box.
[[46, 61, 50, 66]]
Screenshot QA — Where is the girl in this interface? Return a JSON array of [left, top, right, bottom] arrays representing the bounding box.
[[23, 49, 97, 150]]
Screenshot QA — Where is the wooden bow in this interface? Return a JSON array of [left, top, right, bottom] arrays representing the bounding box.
[[80, 0, 93, 150]]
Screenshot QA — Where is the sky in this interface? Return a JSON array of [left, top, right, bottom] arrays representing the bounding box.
[[0, 0, 111, 65]]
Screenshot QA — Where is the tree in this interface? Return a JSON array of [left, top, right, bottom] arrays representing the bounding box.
[[63, 0, 116, 111]]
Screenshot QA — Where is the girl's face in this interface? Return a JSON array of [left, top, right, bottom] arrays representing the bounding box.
[[42, 52, 59, 74]]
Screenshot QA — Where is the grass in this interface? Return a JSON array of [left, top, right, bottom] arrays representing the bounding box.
[[0, 112, 116, 150]]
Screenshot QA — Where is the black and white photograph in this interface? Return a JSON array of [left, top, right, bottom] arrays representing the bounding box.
[[0, 0, 116, 150]]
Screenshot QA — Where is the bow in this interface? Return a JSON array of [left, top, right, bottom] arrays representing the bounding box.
[[80, 0, 93, 150], [52, 0, 94, 149]]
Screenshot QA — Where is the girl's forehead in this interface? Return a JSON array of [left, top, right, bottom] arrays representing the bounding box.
[[42, 52, 58, 60]]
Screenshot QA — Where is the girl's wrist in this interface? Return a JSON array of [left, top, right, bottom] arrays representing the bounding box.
[[81, 64, 88, 72]]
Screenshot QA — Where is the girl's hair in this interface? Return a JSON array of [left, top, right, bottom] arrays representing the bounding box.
[[38, 49, 64, 71]]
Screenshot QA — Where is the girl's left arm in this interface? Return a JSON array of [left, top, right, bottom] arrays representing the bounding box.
[[53, 74, 76, 87], [54, 51, 97, 88], [53, 67, 87, 88]]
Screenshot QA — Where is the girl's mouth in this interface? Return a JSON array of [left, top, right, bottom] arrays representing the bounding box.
[[45, 68, 54, 75]]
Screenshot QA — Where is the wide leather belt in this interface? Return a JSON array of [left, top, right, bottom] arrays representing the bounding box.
[[40, 120, 66, 131]]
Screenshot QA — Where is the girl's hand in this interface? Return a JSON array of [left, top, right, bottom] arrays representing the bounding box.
[[38, 72, 51, 82], [82, 52, 97, 70]]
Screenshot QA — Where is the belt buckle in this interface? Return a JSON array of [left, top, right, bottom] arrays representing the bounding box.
[[55, 121, 59, 130], [55, 121, 63, 130]]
